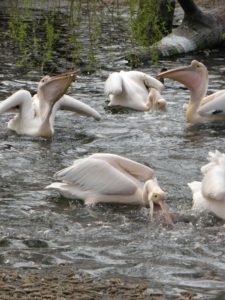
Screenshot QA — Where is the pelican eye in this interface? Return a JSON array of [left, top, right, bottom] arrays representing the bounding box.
[[153, 194, 159, 200], [195, 63, 202, 70], [41, 75, 50, 83]]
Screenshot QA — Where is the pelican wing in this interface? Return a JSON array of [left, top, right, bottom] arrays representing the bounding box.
[[54, 157, 137, 195], [188, 181, 202, 194], [202, 166, 225, 201], [90, 153, 155, 181], [58, 95, 100, 120], [201, 150, 224, 174], [188, 181, 207, 210], [126, 71, 164, 92], [104, 72, 123, 96], [142, 73, 164, 92], [198, 90, 225, 116], [0, 90, 32, 114]]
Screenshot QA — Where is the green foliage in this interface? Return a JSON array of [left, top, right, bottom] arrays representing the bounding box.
[[8, 14, 29, 65], [129, 0, 165, 47], [6, 0, 169, 69], [6, 0, 108, 71], [6, 2, 75, 70], [223, 32, 225, 40], [127, 0, 139, 15], [127, 0, 173, 64], [41, 17, 58, 69]]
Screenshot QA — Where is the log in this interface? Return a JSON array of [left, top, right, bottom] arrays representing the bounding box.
[[152, 0, 225, 56]]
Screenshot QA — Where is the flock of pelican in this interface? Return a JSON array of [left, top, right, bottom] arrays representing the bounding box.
[[1, 59, 225, 224]]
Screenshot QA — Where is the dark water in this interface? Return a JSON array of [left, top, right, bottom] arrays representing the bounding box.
[[0, 3, 225, 299]]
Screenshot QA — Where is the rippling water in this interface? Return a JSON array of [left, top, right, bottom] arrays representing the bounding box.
[[0, 3, 225, 299]]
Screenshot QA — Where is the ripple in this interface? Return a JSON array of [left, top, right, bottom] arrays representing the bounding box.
[[0, 5, 225, 298]]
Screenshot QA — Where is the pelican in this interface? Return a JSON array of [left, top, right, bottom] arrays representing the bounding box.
[[147, 88, 167, 111], [0, 71, 100, 137], [188, 150, 225, 220], [105, 70, 166, 111], [158, 60, 225, 123], [46, 153, 173, 223]]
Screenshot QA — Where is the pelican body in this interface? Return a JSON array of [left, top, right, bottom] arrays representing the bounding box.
[[46, 153, 173, 223], [188, 150, 225, 220], [105, 71, 166, 111], [158, 60, 225, 123], [0, 71, 100, 137]]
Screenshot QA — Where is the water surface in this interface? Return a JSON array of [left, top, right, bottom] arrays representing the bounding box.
[[0, 3, 225, 299]]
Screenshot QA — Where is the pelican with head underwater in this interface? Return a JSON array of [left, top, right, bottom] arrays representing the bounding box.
[[46, 153, 173, 224], [105, 70, 167, 112], [0, 70, 100, 137], [157, 60, 225, 124]]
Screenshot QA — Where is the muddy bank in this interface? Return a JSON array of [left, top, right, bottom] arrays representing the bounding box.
[[0, 265, 197, 300]]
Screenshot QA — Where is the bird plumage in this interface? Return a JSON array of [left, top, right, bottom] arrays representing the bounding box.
[[158, 60, 225, 123], [0, 71, 100, 137], [105, 71, 166, 111], [46, 153, 173, 223], [188, 150, 225, 220]]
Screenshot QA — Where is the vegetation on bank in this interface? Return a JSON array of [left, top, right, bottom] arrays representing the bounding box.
[[2, 0, 224, 71], [3, 0, 171, 71]]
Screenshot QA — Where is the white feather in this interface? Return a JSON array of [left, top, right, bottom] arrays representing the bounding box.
[[104, 72, 123, 96], [46, 153, 157, 206], [202, 165, 225, 202], [105, 70, 165, 111], [0, 74, 100, 136], [188, 150, 225, 220], [188, 181, 206, 210], [54, 157, 137, 195], [198, 91, 225, 116], [56, 95, 100, 120]]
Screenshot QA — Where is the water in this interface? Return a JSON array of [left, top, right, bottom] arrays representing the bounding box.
[[0, 3, 225, 299]]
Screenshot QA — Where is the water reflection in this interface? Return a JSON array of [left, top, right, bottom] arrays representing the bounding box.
[[1, 0, 134, 73]]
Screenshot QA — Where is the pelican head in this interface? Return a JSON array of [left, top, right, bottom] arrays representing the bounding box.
[[157, 60, 208, 101], [36, 70, 78, 137], [148, 88, 167, 111], [37, 70, 78, 107], [143, 179, 173, 224]]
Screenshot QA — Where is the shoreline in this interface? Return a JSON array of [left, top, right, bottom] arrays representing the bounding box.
[[0, 264, 197, 299]]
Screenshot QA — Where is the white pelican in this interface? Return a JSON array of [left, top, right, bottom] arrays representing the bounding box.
[[46, 153, 173, 223], [188, 150, 225, 220], [0, 71, 100, 137], [104, 70, 166, 111], [158, 60, 225, 123], [147, 88, 167, 112]]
